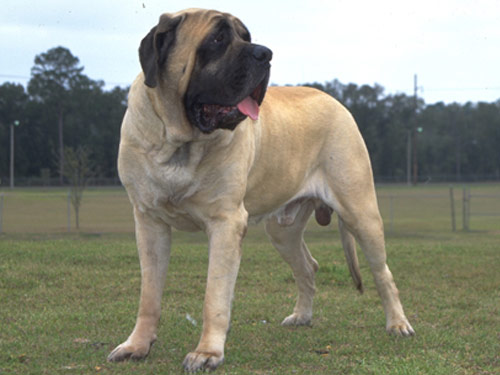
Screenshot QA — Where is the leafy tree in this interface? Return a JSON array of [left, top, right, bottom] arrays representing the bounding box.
[[86, 86, 128, 178], [28, 47, 86, 184]]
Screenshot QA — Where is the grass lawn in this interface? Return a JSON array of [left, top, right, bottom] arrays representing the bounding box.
[[0, 184, 499, 374]]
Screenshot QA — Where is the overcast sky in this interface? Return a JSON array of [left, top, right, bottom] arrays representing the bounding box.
[[1, 0, 500, 104]]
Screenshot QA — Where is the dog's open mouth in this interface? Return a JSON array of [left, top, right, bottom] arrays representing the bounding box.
[[193, 81, 266, 133], [236, 82, 264, 120]]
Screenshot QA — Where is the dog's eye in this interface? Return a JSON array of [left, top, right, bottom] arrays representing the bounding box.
[[213, 33, 224, 44]]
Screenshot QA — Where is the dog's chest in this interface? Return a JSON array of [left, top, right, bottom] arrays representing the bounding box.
[[121, 142, 206, 230], [137, 166, 203, 231]]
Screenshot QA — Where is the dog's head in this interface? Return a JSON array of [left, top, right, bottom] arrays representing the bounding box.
[[139, 9, 272, 134]]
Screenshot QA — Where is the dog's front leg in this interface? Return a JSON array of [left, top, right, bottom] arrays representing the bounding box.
[[108, 208, 171, 362], [183, 207, 247, 372]]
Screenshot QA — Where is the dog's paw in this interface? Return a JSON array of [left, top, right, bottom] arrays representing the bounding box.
[[107, 339, 154, 362], [281, 313, 312, 326], [182, 351, 224, 372], [387, 319, 415, 337]]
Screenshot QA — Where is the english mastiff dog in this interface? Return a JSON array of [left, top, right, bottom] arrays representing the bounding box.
[[108, 8, 415, 372]]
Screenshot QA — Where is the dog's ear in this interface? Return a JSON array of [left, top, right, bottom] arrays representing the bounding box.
[[139, 15, 182, 88]]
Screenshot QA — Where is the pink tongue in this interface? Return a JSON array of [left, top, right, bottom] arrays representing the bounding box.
[[237, 96, 259, 120]]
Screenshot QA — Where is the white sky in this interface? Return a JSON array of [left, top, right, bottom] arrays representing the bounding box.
[[1, 0, 500, 104]]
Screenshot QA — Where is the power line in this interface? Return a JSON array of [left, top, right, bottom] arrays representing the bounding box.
[[1, 72, 499, 92], [425, 86, 500, 92], [0, 74, 129, 87]]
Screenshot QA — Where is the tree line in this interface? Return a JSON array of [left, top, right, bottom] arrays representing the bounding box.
[[1, 46, 499, 186], [0, 47, 127, 186]]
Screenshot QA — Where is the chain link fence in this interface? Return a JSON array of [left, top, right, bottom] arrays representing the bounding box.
[[0, 188, 133, 234], [0, 185, 499, 235]]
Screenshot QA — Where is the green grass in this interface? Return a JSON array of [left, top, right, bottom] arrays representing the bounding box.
[[0, 184, 499, 374]]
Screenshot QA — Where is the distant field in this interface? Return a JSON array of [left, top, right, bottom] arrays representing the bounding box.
[[0, 187, 134, 233], [1, 183, 499, 234], [0, 184, 499, 374]]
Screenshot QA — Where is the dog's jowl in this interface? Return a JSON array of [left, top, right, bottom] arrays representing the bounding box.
[[107, 8, 414, 372]]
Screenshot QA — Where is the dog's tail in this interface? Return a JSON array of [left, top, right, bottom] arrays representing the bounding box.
[[338, 218, 364, 294]]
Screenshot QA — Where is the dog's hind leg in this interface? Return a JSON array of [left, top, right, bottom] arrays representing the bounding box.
[[342, 202, 414, 336], [318, 107, 414, 337], [325, 175, 414, 336], [265, 201, 318, 326]]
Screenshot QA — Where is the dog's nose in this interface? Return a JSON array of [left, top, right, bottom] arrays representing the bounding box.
[[252, 45, 273, 63]]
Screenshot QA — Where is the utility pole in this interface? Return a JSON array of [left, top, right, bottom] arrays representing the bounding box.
[[10, 120, 20, 189], [406, 129, 412, 186]]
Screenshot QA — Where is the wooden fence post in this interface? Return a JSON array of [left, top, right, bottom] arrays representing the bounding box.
[[466, 187, 471, 230], [389, 195, 394, 234], [462, 187, 470, 231], [67, 190, 71, 232], [449, 187, 456, 232], [0, 193, 3, 234]]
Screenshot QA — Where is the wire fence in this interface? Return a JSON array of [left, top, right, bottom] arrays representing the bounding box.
[[0, 185, 499, 235], [0, 188, 133, 234], [377, 186, 500, 234]]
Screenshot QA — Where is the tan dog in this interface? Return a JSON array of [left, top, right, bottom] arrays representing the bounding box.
[[107, 8, 414, 372]]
